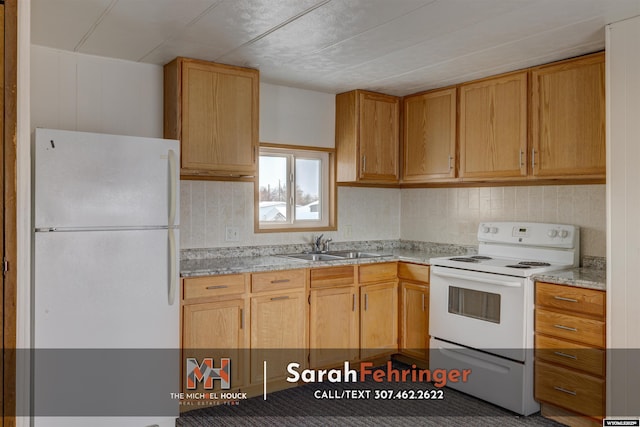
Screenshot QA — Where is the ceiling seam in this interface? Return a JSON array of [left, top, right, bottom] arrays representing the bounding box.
[[292, 0, 439, 60], [137, 0, 225, 62], [215, 0, 333, 62], [74, 0, 119, 52]]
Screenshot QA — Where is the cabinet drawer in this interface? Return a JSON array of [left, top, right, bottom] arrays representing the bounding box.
[[536, 282, 605, 318], [359, 262, 397, 283], [535, 334, 605, 377], [535, 360, 605, 418], [183, 274, 246, 300], [535, 308, 605, 348], [251, 269, 306, 293], [398, 262, 429, 283], [310, 266, 355, 288]]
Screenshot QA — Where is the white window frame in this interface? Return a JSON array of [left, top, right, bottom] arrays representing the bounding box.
[[256, 144, 336, 232]]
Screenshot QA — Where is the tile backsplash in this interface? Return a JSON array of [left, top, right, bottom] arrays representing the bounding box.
[[180, 181, 605, 259], [180, 181, 401, 249], [400, 184, 605, 258]]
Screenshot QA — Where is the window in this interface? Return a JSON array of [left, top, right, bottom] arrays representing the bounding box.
[[256, 144, 336, 231]]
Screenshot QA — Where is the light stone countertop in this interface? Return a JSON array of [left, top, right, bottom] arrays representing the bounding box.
[[180, 241, 607, 292], [533, 268, 606, 291], [180, 246, 473, 277]]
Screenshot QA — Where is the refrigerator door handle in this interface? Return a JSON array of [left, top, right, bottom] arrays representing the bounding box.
[[168, 149, 177, 227], [168, 228, 177, 305]]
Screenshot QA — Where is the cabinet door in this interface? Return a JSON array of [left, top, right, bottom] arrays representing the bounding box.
[[309, 287, 359, 368], [359, 92, 400, 182], [360, 281, 398, 359], [531, 53, 605, 178], [399, 282, 429, 360], [403, 88, 457, 182], [250, 291, 306, 384], [459, 71, 527, 179], [182, 299, 247, 391], [181, 60, 258, 175]]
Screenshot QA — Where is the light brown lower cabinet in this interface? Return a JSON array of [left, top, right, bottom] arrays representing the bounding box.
[[181, 274, 249, 393], [399, 282, 429, 361], [250, 289, 307, 384], [309, 286, 359, 368], [360, 281, 398, 359], [398, 263, 430, 361], [534, 281, 606, 426], [182, 300, 247, 391]]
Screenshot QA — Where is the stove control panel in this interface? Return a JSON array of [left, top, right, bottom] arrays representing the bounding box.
[[478, 222, 578, 249]]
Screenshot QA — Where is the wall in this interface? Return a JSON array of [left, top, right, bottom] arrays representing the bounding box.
[[30, 45, 606, 256], [180, 182, 400, 248], [606, 15, 640, 417], [30, 45, 401, 249], [260, 83, 335, 148], [31, 45, 163, 137], [401, 185, 606, 257]]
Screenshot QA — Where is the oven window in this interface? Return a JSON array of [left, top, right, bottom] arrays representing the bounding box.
[[448, 286, 501, 324]]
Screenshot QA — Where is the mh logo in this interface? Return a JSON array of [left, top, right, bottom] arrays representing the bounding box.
[[186, 358, 231, 390]]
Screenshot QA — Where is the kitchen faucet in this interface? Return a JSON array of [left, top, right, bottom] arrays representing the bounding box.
[[313, 234, 324, 253]]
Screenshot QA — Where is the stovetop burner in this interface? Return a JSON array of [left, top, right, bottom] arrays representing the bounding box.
[[449, 257, 479, 263], [518, 261, 551, 267], [470, 256, 492, 260], [506, 264, 532, 269]]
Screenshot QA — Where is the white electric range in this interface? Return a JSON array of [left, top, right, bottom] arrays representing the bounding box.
[[428, 222, 579, 415]]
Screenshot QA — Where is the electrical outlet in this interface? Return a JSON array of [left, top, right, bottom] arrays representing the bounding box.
[[343, 224, 352, 239], [225, 226, 240, 242]]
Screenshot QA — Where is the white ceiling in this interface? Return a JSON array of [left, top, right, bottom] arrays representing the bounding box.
[[31, 0, 640, 96]]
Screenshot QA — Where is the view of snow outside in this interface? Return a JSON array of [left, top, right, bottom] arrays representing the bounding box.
[[259, 156, 321, 222]]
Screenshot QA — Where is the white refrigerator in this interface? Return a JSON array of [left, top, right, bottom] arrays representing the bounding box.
[[32, 128, 180, 427]]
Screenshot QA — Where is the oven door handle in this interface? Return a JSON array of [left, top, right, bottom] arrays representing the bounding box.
[[431, 267, 523, 288]]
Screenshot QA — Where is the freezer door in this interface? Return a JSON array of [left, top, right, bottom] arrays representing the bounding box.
[[34, 128, 180, 229]]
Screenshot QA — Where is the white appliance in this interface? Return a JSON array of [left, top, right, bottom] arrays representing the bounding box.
[[429, 222, 579, 416], [32, 128, 180, 427]]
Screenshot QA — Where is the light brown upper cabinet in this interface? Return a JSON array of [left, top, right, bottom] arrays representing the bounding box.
[[530, 52, 605, 179], [402, 87, 457, 182], [336, 90, 400, 183], [164, 57, 259, 178], [459, 71, 528, 180]]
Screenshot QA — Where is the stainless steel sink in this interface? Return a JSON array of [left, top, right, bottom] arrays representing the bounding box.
[[282, 253, 344, 262], [281, 251, 387, 262], [325, 251, 386, 259]]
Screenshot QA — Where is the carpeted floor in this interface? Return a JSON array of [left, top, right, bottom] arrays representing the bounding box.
[[177, 361, 563, 427]]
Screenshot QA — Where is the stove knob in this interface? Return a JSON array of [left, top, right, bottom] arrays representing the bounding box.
[[482, 226, 490, 233], [547, 229, 558, 238], [559, 230, 569, 238], [490, 227, 498, 234]]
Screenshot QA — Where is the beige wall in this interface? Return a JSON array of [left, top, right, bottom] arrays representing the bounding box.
[[401, 184, 606, 257], [30, 45, 607, 258], [180, 182, 401, 248], [181, 182, 606, 257]]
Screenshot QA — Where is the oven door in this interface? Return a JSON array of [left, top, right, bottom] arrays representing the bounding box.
[[430, 266, 528, 362]]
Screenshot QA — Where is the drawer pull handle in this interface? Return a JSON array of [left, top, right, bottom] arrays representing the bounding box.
[[553, 351, 578, 360], [554, 324, 578, 332], [352, 293, 356, 312], [271, 279, 291, 284], [206, 285, 228, 290], [554, 296, 578, 303], [271, 296, 290, 301], [553, 386, 577, 396], [240, 308, 244, 329]]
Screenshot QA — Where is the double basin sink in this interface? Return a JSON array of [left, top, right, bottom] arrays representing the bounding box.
[[281, 250, 388, 262]]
